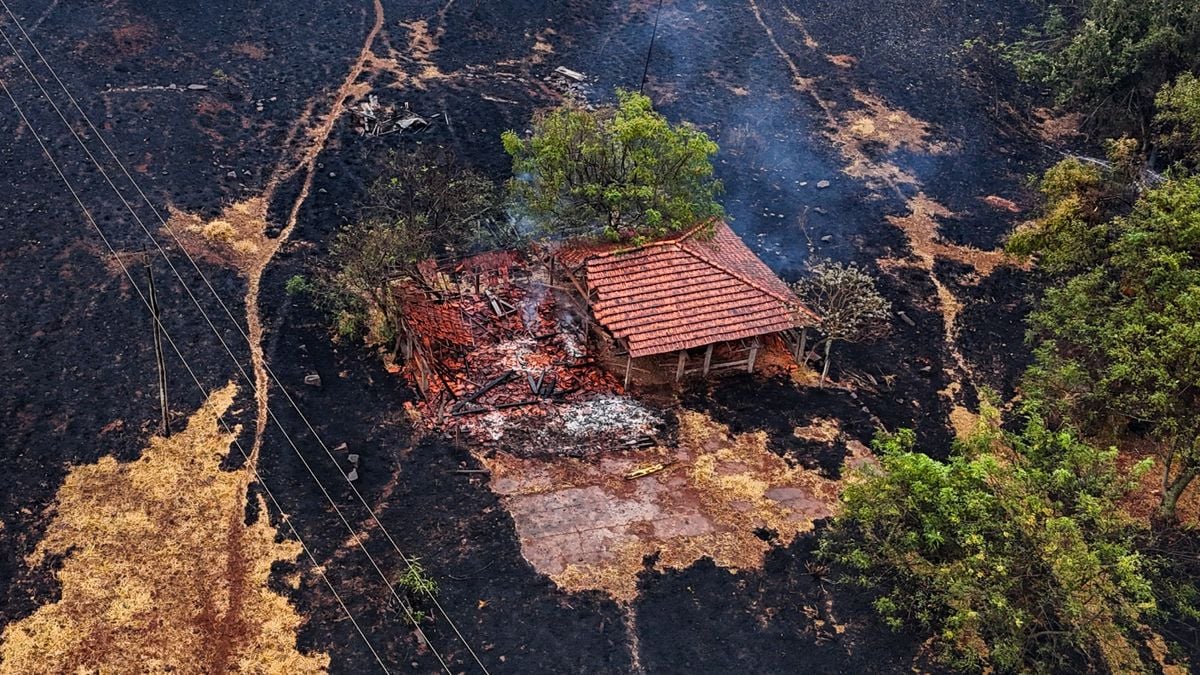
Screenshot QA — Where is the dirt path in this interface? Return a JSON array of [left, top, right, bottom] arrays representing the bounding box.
[[241, 0, 386, 457]]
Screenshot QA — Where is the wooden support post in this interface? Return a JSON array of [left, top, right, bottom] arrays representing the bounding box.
[[146, 256, 170, 437], [797, 327, 808, 364], [702, 343, 714, 375], [747, 340, 760, 373], [623, 353, 633, 389], [676, 350, 688, 381]]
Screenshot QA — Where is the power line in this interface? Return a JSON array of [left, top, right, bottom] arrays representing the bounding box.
[[0, 24, 452, 671], [0, 73, 391, 675], [2, 6, 490, 668], [0, 15, 472, 671], [639, 0, 665, 94]]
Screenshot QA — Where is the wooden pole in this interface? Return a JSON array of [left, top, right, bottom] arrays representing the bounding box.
[[146, 256, 170, 437], [624, 353, 633, 389], [675, 350, 687, 381], [747, 340, 760, 373], [797, 327, 808, 364], [702, 343, 714, 375]]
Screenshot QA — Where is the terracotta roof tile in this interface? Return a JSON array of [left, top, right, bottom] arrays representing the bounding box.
[[402, 291, 474, 347], [565, 221, 818, 358]]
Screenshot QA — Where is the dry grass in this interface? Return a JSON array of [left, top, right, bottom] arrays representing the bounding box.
[[170, 198, 271, 274], [0, 384, 327, 674], [489, 410, 843, 602]]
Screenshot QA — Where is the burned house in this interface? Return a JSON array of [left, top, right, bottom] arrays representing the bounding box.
[[547, 221, 819, 386]]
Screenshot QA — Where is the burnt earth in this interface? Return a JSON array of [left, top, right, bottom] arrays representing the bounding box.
[[2, 0, 1070, 670]]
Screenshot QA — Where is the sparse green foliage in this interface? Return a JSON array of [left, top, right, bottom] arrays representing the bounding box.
[[316, 149, 498, 354], [502, 89, 723, 242], [1155, 72, 1200, 166], [820, 405, 1155, 673], [284, 274, 311, 296], [1011, 170, 1200, 521], [395, 560, 438, 627], [792, 261, 891, 387]]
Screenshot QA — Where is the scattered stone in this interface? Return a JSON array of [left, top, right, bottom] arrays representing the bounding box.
[[226, 171, 237, 178], [820, 235, 833, 242], [186, 84, 208, 91], [897, 311, 916, 327], [303, 373, 322, 387], [816, 180, 831, 189], [346, 468, 358, 482], [347, 453, 360, 464]]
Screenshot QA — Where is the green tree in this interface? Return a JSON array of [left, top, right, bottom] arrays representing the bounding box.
[[792, 261, 891, 388], [999, 0, 1200, 136], [820, 405, 1155, 673], [317, 150, 497, 354], [502, 89, 722, 242], [1010, 170, 1200, 521]]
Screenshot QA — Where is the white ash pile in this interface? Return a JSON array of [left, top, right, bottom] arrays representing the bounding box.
[[488, 394, 662, 458]]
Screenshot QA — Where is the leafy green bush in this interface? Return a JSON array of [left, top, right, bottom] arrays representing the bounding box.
[[820, 405, 1154, 672], [284, 274, 311, 296]]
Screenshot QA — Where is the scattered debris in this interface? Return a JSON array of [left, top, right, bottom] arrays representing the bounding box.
[[816, 179, 831, 189], [545, 65, 592, 99], [624, 460, 676, 480], [352, 95, 430, 136], [553, 66, 586, 82], [303, 373, 322, 387]]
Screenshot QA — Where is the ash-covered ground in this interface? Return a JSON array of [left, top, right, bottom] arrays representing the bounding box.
[[1, 0, 1058, 672]]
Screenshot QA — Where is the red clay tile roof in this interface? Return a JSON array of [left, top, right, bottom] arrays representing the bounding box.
[[569, 222, 818, 358], [401, 290, 474, 348]]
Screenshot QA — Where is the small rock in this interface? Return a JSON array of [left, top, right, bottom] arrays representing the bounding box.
[[820, 235, 833, 242], [226, 170, 237, 178], [347, 468, 358, 482], [186, 83, 208, 91], [816, 180, 831, 189], [799, 181, 808, 187], [348, 453, 360, 464], [814, 207, 828, 215], [303, 373, 322, 387]]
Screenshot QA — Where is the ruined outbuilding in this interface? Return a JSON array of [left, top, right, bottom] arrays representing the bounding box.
[[546, 221, 819, 386]]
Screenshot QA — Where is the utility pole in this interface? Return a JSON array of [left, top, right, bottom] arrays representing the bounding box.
[[639, 0, 665, 94], [145, 252, 170, 437]]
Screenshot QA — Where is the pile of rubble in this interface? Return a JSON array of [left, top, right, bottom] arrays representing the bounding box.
[[403, 268, 660, 456], [352, 95, 430, 136], [544, 66, 592, 100]]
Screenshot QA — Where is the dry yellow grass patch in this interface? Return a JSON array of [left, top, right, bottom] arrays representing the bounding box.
[[502, 411, 844, 601], [0, 384, 327, 674], [170, 198, 271, 274]]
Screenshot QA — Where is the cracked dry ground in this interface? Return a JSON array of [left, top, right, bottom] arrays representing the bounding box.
[[1, 0, 1057, 672]]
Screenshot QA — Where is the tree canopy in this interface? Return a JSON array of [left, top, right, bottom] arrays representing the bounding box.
[[1009, 164, 1200, 521], [820, 406, 1155, 673], [502, 89, 723, 243], [1000, 0, 1200, 136], [792, 261, 891, 387]]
